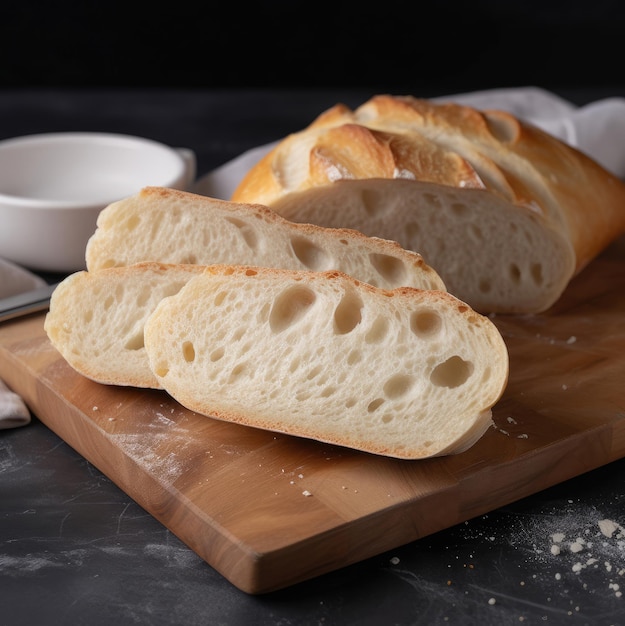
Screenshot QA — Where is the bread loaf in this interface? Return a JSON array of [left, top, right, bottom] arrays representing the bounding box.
[[86, 186, 445, 292], [143, 264, 509, 459], [44, 263, 206, 388], [231, 95, 625, 314]]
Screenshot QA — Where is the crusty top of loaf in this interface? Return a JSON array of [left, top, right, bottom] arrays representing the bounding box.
[[232, 95, 625, 274]]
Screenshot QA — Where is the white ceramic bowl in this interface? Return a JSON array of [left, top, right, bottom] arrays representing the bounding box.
[[0, 132, 196, 273]]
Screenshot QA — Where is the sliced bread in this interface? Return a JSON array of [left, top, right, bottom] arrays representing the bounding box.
[[143, 264, 509, 459], [44, 263, 206, 388], [85, 186, 445, 292]]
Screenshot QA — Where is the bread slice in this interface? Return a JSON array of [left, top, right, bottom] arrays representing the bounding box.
[[143, 264, 509, 459], [44, 263, 206, 388], [231, 95, 625, 314], [85, 186, 445, 292]]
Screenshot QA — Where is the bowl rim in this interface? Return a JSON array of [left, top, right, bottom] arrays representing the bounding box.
[[0, 131, 187, 208]]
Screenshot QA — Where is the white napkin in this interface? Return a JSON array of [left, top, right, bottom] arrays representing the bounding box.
[[0, 379, 31, 429], [0, 257, 45, 428], [192, 86, 625, 200], [0, 256, 47, 298]]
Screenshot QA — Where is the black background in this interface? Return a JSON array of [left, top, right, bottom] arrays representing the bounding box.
[[2, 0, 624, 93]]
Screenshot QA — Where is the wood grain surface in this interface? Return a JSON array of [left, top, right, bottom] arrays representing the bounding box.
[[1, 236, 624, 594]]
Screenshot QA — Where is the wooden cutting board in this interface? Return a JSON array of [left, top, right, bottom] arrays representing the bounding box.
[[2, 236, 625, 594]]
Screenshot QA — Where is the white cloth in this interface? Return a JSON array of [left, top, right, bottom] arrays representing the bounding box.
[[0, 257, 45, 428], [0, 256, 47, 298], [0, 378, 31, 429], [192, 86, 625, 200]]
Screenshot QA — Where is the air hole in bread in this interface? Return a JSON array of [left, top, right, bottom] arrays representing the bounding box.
[[451, 202, 468, 217], [154, 362, 169, 378], [364, 316, 389, 343], [383, 374, 414, 399], [210, 346, 224, 362], [468, 224, 484, 241], [104, 295, 115, 310], [182, 341, 195, 363], [333, 291, 363, 334], [307, 364, 323, 380], [296, 390, 312, 402], [225, 217, 259, 250], [410, 309, 442, 337], [367, 398, 384, 412], [124, 332, 144, 351], [258, 302, 271, 323], [83, 310, 93, 323], [369, 253, 407, 287], [361, 188, 386, 217], [269, 285, 316, 333], [430, 355, 473, 388], [509, 263, 521, 284], [345, 397, 357, 408], [290, 236, 330, 270], [531, 263, 544, 285], [347, 349, 363, 364], [423, 192, 441, 208], [125, 214, 141, 232], [214, 291, 228, 306], [320, 386, 337, 398], [228, 362, 247, 383]]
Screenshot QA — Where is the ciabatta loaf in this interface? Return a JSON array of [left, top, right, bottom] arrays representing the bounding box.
[[44, 263, 206, 388], [86, 186, 445, 292], [231, 95, 625, 314], [143, 264, 509, 459]]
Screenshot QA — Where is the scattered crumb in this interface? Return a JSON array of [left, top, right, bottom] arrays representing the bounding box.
[[566, 336, 577, 344], [302, 490, 312, 497], [390, 556, 400, 565], [488, 597, 496, 605], [599, 519, 620, 538]]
